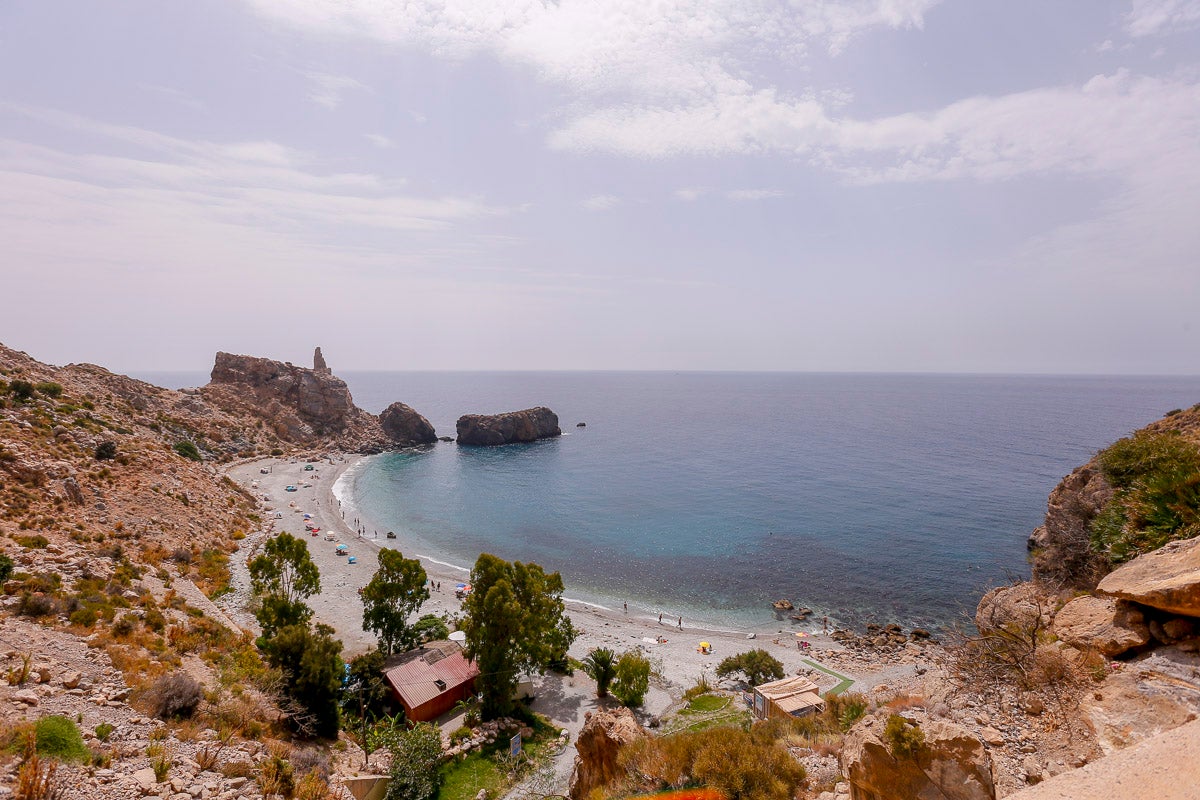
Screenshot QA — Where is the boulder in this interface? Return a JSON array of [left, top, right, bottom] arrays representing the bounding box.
[[456, 407, 561, 446], [1051, 595, 1150, 657], [1027, 464, 1113, 589], [1097, 536, 1200, 617], [568, 708, 647, 800], [975, 583, 1051, 636], [842, 714, 995, 800], [380, 402, 437, 446]]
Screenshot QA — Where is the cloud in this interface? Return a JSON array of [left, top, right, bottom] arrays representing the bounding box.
[[1125, 0, 1200, 36], [726, 188, 786, 201], [307, 71, 368, 109], [364, 133, 394, 148], [581, 194, 620, 211], [674, 187, 705, 201]]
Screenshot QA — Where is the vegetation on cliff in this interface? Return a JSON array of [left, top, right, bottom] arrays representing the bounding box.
[[1090, 429, 1200, 564]]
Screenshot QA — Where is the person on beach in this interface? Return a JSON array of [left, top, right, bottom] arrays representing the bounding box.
[[677, 617, 682, 629], [623, 602, 627, 612], [658, 612, 663, 623]]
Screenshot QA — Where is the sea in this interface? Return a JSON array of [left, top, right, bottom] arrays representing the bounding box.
[[135, 371, 1200, 634]]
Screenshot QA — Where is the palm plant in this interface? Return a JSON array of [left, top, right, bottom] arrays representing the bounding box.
[[582, 648, 617, 698]]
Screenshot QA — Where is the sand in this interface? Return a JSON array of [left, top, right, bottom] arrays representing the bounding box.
[[226, 454, 887, 701]]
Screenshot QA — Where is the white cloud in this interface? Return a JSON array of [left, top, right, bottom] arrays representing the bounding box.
[[674, 187, 705, 201], [1125, 0, 1200, 36], [364, 133, 394, 148], [726, 188, 786, 201], [307, 71, 368, 109], [581, 194, 620, 211]]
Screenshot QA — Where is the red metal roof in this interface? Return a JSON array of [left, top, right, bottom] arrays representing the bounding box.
[[383, 644, 480, 711]]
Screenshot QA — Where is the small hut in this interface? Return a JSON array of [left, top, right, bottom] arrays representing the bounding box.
[[382, 640, 479, 722], [752, 675, 825, 720]]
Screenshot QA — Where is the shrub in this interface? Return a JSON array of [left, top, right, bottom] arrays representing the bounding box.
[[144, 671, 204, 720], [15, 742, 62, 800], [384, 723, 442, 800], [449, 725, 472, 744], [884, 714, 925, 760], [611, 650, 651, 708], [682, 672, 714, 703], [295, 770, 336, 800], [34, 716, 90, 763], [15, 535, 49, 549], [17, 593, 56, 618], [258, 752, 294, 798], [173, 441, 202, 461], [0, 552, 13, 582], [34, 382, 63, 399], [8, 380, 34, 402], [94, 441, 117, 461], [93, 723, 114, 742]]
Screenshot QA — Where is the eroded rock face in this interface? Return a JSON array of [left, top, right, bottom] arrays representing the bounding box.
[[1027, 464, 1113, 590], [1097, 536, 1200, 617], [568, 707, 646, 800], [1051, 595, 1150, 657], [456, 407, 561, 446], [1081, 645, 1200, 755], [380, 402, 437, 446], [842, 714, 995, 800]]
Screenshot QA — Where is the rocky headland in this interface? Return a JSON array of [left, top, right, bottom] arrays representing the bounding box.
[[455, 406, 561, 446]]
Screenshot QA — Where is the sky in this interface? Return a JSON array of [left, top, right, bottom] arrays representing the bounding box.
[[1, 0, 1198, 373]]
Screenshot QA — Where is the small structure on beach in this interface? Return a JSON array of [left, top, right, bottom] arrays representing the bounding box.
[[383, 640, 480, 723], [752, 675, 825, 721]]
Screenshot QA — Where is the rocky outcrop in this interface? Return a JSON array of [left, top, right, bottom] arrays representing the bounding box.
[[975, 583, 1052, 636], [1081, 645, 1200, 754], [568, 707, 646, 800], [380, 402, 437, 446], [456, 407, 561, 446], [1027, 464, 1113, 590], [1097, 536, 1200, 617], [1051, 595, 1150, 657], [202, 350, 433, 452], [842, 713, 995, 800]]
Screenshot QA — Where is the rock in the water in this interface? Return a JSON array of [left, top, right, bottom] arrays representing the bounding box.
[[1052, 595, 1150, 657], [842, 714, 995, 800], [576, 422, 586, 427], [380, 402, 437, 446], [568, 708, 646, 800], [456, 407, 561, 446], [1097, 536, 1200, 617]]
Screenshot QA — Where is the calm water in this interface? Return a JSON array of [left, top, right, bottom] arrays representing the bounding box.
[[138, 370, 1200, 632]]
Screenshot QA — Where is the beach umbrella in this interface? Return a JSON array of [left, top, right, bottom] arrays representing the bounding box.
[[699, 641, 710, 649], [455, 583, 467, 589], [794, 632, 808, 638], [448, 631, 466, 643]]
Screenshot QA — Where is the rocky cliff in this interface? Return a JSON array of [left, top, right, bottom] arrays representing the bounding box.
[[456, 406, 561, 446], [201, 349, 435, 452], [568, 707, 647, 800]]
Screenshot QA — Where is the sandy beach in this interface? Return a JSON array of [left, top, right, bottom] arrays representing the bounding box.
[[226, 454, 918, 708]]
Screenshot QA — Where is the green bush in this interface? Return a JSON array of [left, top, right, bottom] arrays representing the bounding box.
[[173, 440, 202, 461], [884, 714, 925, 760], [611, 650, 651, 708], [15, 535, 49, 549], [94, 441, 118, 461], [8, 380, 34, 401], [1091, 432, 1200, 563], [384, 723, 442, 800], [94, 723, 114, 742], [0, 552, 13, 582], [35, 715, 90, 763], [715, 648, 785, 687], [449, 725, 472, 744]]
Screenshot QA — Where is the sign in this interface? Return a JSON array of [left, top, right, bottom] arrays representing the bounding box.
[[509, 732, 522, 758]]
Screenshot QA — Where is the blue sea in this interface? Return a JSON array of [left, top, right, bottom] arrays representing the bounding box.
[[138, 370, 1200, 633]]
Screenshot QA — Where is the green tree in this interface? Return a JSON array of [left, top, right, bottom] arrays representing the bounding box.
[[361, 549, 429, 655], [0, 552, 13, 582], [582, 648, 617, 698], [411, 613, 449, 644], [715, 648, 784, 687], [248, 532, 320, 638], [461, 553, 577, 720], [383, 722, 443, 800], [344, 649, 393, 722], [611, 650, 651, 707], [262, 623, 344, 739]]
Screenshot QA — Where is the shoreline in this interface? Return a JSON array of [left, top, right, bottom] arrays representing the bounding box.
[[226, 454, 927, 700]]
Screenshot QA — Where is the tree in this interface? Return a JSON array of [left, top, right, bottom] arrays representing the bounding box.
[[461, 553, 577, 720], [344, 649, 392, 722], [582, 648, 617, 698], [0, 552, 12, 582], [612, 650, 650, 707], [248, 532, 320, 638], [412, 613, 449, 644], [361, 549, 429, 655], [383, 723, 443, 800], [262, 623, 344, 739], [715, 648, 784, 687]]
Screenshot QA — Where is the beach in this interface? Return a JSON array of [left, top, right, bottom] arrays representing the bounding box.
[[226, 455, 927, 700]]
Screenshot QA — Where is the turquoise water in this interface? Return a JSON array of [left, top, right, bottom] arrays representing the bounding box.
[[137, 370, 1200, 632]]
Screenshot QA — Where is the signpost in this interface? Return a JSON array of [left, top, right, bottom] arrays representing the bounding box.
[[510, 732, 522, 758]]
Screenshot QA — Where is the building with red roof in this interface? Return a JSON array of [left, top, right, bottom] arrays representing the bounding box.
[[382, 640, 480, 723]]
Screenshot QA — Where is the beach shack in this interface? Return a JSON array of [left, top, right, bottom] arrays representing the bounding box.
[[752, 675, 826, 721], [382, 641, 480, 723]]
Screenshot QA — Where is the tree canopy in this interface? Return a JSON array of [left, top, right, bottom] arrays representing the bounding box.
[[262, 623, 344, 739], [360, 549, 429, 655], [715, 648, 784, 687], [461, 553, 576, 719], [248, 532, 320, 638]]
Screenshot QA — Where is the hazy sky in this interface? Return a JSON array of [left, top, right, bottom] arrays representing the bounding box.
[[2, 1, 1198, 373]]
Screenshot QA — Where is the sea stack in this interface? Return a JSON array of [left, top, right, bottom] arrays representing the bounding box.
[[456, 407, 561, 446], [314, 346, 330, 374]]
